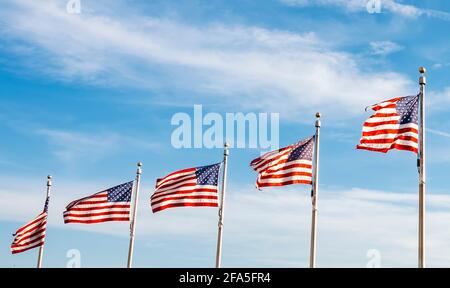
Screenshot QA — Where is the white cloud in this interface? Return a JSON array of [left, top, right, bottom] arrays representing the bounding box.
[[370, 41, 403, 56], [2, 176, 450, 267], [36, 128, 161, 164], [0, 0, 414, 122], [281, 0, 450, 20]]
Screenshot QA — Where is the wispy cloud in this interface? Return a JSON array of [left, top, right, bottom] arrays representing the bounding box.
[[2, 178, 450, 267], [36, 128, 160, 164], [0, 0, 413, 122], [280, 0, 450, 20], [427, 128, 450, 139], [370, 41, 403, 56]]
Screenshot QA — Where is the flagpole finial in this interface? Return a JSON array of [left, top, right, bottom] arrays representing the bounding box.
[[224, 142, 230, 148], [137, 162, 143, 175], [47, 175, 52, 180], [316, 112, 321, 119], [47, 175, 52, 186], [419, 66, 426, 74]]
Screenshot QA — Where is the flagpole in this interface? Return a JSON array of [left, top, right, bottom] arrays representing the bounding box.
[[215, 142, 229, 268], [37, 175, 52, 269], [127, 162, 142, 268], [309, 113, 321, 268], [418, 67, 426, 268]]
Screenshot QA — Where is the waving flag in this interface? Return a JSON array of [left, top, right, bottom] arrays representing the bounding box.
[[63, 181, 133, 224], [11, 197, 49, 254], [151, 163, 221, 213], [357, 95, 419, 153], [251, 136, 314, 189]]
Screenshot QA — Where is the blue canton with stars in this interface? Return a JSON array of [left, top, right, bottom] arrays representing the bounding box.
[[195, 163, 221, 186], [107, 181, 133, 202], [397, 95, 419, 125], [287, 136, 315, 162]]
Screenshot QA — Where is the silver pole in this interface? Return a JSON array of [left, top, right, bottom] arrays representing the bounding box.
[[309, 113, 321, 268], [418, 67, 426, 268], [37, 175, 52, 269], [215, 143, 230, 268], [127, 162, 142, 268]]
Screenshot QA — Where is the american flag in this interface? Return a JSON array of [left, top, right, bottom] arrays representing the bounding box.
[[357, 95, 419, 154], [63, 181, 133, 224], [251, 136, 314, 189], [151, 163, 221, 213], [11, 197, 49, 254]]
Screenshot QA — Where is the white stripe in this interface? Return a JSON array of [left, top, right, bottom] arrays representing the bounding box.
[[374, 108, 397, 114], [361, 131, 418, 140], [156, 170, 195, 188], [264, 159, 312, 173], [151, 198, 218, 209], [153, 184, 217, 198], [15, 213, 47, 238], [152, 191, 218, 203], [14, 228, 46, 246], [154, 178, 197, 193], [258, 175, 312, 184], [358, 139, 418, 149], [11, 238, 44, 251], [68, 202, 130, 210], [362, 123, 418, 132], [156, 174, 196, 190], [64, 207, 130, 215], [63, 213, 130, 221], [262, 166, 312, 177], [365, 115, 400, 123]]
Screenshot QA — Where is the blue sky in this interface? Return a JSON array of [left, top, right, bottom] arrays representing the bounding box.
[[1, 0, 450, 268]]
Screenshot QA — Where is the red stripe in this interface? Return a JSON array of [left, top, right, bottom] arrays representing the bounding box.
[[153, 182, 198, 196], [264, 162, 312, 174], [257, 180, 312, 187], [64, 210, 130, 218], [359, 135, 418, 144], [153, 202, 218, 213], [356, 144, 418, 154], [13, 225, 46, 243], [67, 204, 130, 211], [362, 120, 399, 127], [64, 218, 130, 224], [368, 112, 398, 118], [12, 233, 45, 249], [259, 171, 312, 180], [155, 175, 196, 191], [156, 168, 196, 187], [14, 213, 46, 234], [251, 148, 291, 171], [151, 195, 218, 206], [151, 187, 217, 200], [362, 127, 418, 137], [11, 242, 44, 254]]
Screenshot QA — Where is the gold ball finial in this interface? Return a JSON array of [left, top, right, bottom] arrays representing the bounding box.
[[137, 162, 143, 167], [316, 112, 321, 119], [419, 67, 426, 74], [47, 175, 52, 180]]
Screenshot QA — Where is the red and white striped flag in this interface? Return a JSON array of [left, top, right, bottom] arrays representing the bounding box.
[[251, 136, 314, 189], [151, 163, 221, 213], [63, 181, 133, 224], [11, 197, 49, 254], [357, 95, 419, 154]]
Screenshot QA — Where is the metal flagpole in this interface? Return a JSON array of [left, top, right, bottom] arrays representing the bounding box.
[[215, 142, 230, 268], [418, 67, 426, 268], [37, 175, 52, 269], [309, 113, 321, 268], [127, 162, 142, 268]]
